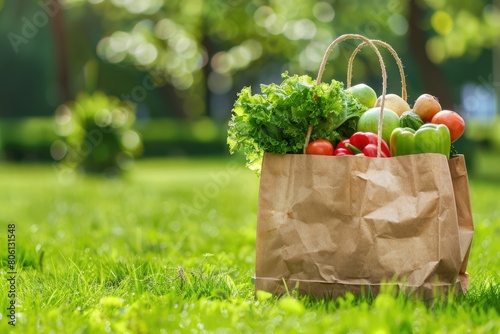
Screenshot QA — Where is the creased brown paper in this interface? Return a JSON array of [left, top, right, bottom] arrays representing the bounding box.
[[255, 153, 474, 298], [448, 155, 474, 293]]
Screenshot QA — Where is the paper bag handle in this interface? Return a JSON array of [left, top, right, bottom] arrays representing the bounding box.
[[304, 34, 387, 157], [346, 39, 407, 101]]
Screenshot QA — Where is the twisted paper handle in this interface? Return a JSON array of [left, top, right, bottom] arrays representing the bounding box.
[[347, 39, 407, 101], [304, 34, 387, 157]]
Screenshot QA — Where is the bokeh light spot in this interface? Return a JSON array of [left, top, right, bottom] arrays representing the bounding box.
[[51, 140, 68, 161], [388, 14, 408, 36], [211, 52, 234, 74], [483, 5, 500, 27], [111, 108, 128, 128], [94, 108, 112, 127], [426, 36, 447, 63], [97, 37, 127, 64], [116, 152, 134, 170], [254, 6, 274, 27], [54, 105, 75, 136], [299, 41, 325, 71], [55, 104, 72, 125], [284, 19, 317, 40], [124, 0, 161, 15], [172, 73, 194, 90], [431, 10, 454, 35], [241, 39, 263, 61], [121, 130, 141, 150], [208, 72, 233, 94], [313, 2, 335, 22], [155, 19, 177, 40], [456, 11, 479, 37], [229, 46, 252, 70], [133, 43, 158, 65], [109, 31, 131, 53], [444, 32, 466, 58]]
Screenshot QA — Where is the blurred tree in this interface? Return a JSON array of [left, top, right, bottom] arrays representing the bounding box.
[[0, 1, 57, 118], [1, 0, 499, 120], [80, 0, 346, 119], [76, 0, 499, 118], [409, 0, 500, 108]]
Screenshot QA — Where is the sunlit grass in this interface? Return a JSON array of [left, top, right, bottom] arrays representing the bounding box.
[[0, 158, 499, 333]]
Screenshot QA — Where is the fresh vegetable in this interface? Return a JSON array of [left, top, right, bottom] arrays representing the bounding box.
[[374, 94, 411, 116], [346, 83, 377, 108], [227, 72, 367, 172], [349, 132, 391, 157], [399, 111, 424, 130], [306, 139, 334, 156], [413, 94, 441, 123], [345, 143, 363, 155], [362, 144, 386, 157], [430, 110, 465, 142], [357, 107, 400, 144], [333, 139, 353, 156], [390, 124, 451, 158], [336, 139, 351, 150], [334, 132, 390, 157], [334, 148, 353, 156]]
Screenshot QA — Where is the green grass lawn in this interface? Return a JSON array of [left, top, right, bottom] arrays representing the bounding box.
[[0, 157, 499, 333]]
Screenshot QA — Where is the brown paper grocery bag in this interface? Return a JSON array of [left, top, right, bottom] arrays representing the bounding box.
[[448, 154, 474, 292], [255, 153, 473, 298]]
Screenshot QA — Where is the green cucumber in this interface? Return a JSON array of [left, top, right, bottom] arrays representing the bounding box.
[[399, 111, 424, 131]]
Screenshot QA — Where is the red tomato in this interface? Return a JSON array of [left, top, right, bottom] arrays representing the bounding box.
[[430, 110, 465, 142], [306, 139, 334, 155]]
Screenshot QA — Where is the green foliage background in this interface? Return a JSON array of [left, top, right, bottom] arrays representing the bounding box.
[[1, 0, 499, 120]]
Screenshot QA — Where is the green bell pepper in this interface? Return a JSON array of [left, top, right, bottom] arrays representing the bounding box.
[[390, 124, 451, 158]]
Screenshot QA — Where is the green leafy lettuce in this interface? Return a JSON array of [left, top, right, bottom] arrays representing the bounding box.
[[227, 72, 367, 172]]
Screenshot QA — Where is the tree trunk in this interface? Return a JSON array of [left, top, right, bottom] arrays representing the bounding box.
[[162, 84, 187, 118], [48, 0, 70, 102], [408, 0, 453, 108], [494, 0, 500, 115]]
